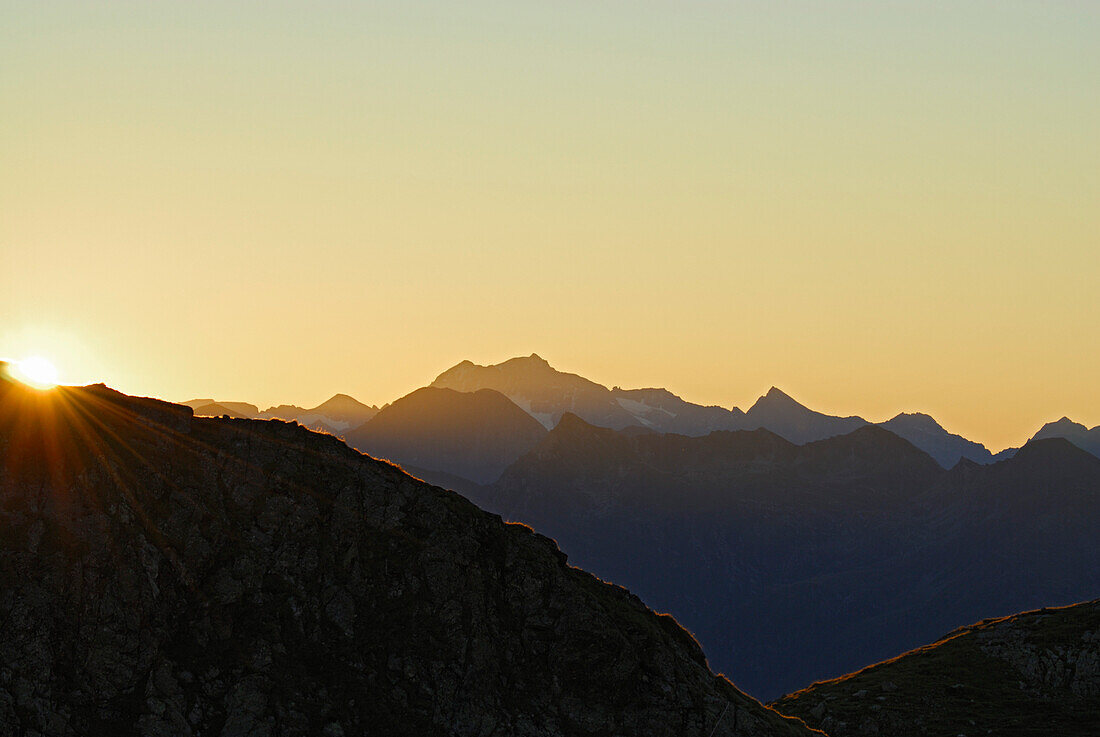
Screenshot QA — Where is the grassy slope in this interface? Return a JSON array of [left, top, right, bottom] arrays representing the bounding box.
[[772, 600, 1100, 736]]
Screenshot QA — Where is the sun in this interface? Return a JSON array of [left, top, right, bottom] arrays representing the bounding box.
[[10, 356, 60, 390]]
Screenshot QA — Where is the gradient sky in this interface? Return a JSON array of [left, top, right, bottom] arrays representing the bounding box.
[[2, 1, 1097, 451]]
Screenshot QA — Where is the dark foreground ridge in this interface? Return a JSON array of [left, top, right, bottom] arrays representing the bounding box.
[[0, 372, 814, 737], [772, 599, 1100, 736]]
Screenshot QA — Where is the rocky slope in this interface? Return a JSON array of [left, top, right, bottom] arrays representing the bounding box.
[[0, 373, 813, 737], [772, 600, 1100, 736]]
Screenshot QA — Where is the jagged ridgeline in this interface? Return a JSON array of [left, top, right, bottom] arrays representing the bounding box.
[[0, 375, 815, 737]]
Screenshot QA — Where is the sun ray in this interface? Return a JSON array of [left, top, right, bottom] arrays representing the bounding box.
[[9, 356, 60, 390]]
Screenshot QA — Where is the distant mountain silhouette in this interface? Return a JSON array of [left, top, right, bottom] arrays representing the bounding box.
[[306, 393, 380, 425], [470, 418, 1100, 699], [0, 376, 811, 736], [345, 386, 548, 485], [182, 356, 1096, 470], [431, 354, 643, 430], [189, 401, 250, 418], [610, 386, 746, 435], [1030, 416, 1100, 457], [773, 599, 1100, 736], [183, 398, 260, 417], [431, 354, 758, 435], [878, 412, 993, 467], [260, 393, 378, 433], [742, 387, 869, 444], [430, 356, 998, 467]]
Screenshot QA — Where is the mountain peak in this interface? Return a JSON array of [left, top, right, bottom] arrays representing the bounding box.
[[1028, 417, 1100, 459], [1033, 416, 1090, 440], [329, 393, 357, 402], [314, 393, 374, 411], [502, 353, 554, 370], [949, 456, 982, 472], [743, 388, 870, 445], [833, 423, 933, 454], [748, 387, 807, 414], [1045, 416, 1085, 431], [552, 411, 600, 434], [1002, 436, 1100, 479], [885, 412, 944, 432]]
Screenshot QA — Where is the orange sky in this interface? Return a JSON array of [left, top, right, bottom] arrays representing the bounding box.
[[2, 2, 1098, 452]]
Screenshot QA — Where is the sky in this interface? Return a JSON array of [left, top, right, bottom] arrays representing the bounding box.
[[2, 1, 1097, 451]]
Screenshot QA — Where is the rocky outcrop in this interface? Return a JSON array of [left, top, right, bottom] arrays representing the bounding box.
[[772, 600, 1100, 736], [0, 377, 813, 737]]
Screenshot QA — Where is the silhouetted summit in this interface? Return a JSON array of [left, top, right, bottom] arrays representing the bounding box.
[[879, 412, 993, 467], [744, 387, 868, 445], [996, 436, 1100, 483], [1030, 416, 1100, 458], [431, 354, 641, 430], [0, 376, 813, 737], [345, 386, 547, 485], [308, 393, 379, 423], [260, 393, 378, 433], [431, 354, 757, 435]]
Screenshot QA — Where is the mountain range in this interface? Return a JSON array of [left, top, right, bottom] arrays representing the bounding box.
[[170, 355, 1099, 699], [3, 360, 1097, 733], [466, 413, 1100, 698], [0, 368, 813, 737], [185, 393, 379, 434], [190, 355, 1100, 479], [351, 355, 1097, 484]]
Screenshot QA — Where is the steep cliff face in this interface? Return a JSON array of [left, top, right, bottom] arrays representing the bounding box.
[[0, 377, 813, 737], [772, 600, 1100, 736]]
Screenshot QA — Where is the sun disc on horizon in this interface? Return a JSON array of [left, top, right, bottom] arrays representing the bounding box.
[[11, 356, 60, 390]]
